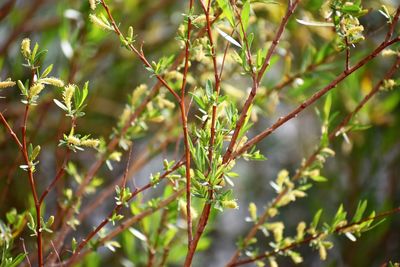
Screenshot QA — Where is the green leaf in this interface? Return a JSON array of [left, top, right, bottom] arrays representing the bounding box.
[[332, 204, 347, 229], [352, 200, 368, 223], [323, 93, 332, 123], [30, 145, 41, 161], [41, 64, 53, 78], [33, 49, 48, 66], [205, 79, 213, 98], [190, 92, 206, 110], [311, 209, 323, 229], [17, 80, 27, 96], [79, 81, 89, 109], [8, 253, 26, 267], [163, 226, 177, 246], [216, 0, 235, 27], [71, 238, 77, 253], [241, 0, 251, 36], [309, 175, 328, 182], [31, 43, 39, 62]]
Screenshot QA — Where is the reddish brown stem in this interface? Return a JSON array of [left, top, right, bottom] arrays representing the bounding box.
[[180, 0, 195, 247], [39, 149, 71, 204], [199, 0, 221, 166], [0, 112, 23, 150], [183, 1, 222, 265], [184, 201, 212, 267], [223, 0, 300, 164], [21, 104, 43, 267]]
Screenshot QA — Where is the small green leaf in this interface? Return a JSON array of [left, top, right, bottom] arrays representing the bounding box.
[[352, 200, 368, 223], [332, 204, 347, 229], [241, 0, 251, 35], [31, 43, 39, 62], [71, 238, 77, 253], [216, 0, 235, 27], [17, 80, 27, 96], [8, 253, 27, 267], [311, 209, 323, 229], [310, 175, 328, 182], [323, 93, 332, 123], [30, 145, 41, 161], [41, 64, 53, 78]]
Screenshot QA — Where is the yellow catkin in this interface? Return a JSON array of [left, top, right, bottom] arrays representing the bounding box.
[[29, 83, 45, 98], [21, 38, 31, 58], [89, 0, 96, 10], [0, 80, 16, 89], [89, 14, 113, 31], [63, 84, 76, 111], [40, 77, 65, 87], [81, 139, 100, 148]]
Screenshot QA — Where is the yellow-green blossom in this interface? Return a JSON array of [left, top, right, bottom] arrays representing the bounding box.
[[296, 221, 306, 240], [63, 84, 76, 112], [21, 38, 31, 59], [67, 135, 81, 146], [81, 139, 100, 148], [319, 243, 327, 260], [221, 200, 239, 209], [109, 151, 122, 162], [248, 202, 257, 221], [0, 79, 16, 89], [89, 0, 96, 10], [40, 77, 65, 87], [29, 83, 45, 98]]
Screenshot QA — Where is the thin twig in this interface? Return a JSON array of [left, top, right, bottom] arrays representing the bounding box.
[[39, 150, 71, 204], [0, 112, 23, 150], [179, 0, 195, 248], [20, 238, 32, 267]]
